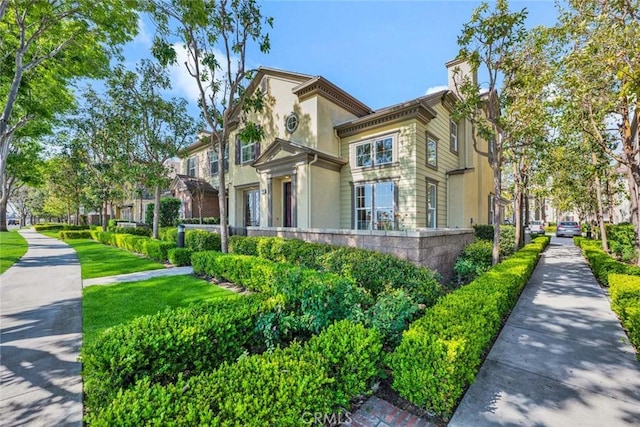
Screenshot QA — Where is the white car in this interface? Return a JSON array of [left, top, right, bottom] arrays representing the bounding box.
[[529, 220, 545, 235]]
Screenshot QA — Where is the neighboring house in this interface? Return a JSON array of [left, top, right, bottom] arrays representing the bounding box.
[[170, 174, 220, 220], [179, 60, 494, 232]]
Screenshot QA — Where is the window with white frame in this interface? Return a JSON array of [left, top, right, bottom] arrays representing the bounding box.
[[427, 181, 437, 228], [187, 157, 196, 177], [210, 145, 229, 175], [244, 189, 260, 227], [450, 120, 459, 153], [240, 139, 257, 164], [354, 181, 395, 230], [353, 135, 395, 168], [426, 134, 437, 168]]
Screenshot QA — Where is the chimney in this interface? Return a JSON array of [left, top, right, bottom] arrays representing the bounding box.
[[445, 58, 477, 97]]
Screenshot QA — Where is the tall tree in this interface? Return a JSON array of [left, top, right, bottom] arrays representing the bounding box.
[[108, 60, 198, 238], [147, 0, 272, 252], [452, 0, 528, 264], [554, 0, 640, 258], [0, 0, 139, 228]]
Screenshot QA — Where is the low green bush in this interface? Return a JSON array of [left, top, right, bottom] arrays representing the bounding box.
[[575, 237, 640, 286], [453, 239, 493, 284], [35, 223, 90, 232], [608, 274, 640, 358], [143, 240, 176, 262], [473, 224, 494, 240], [228, 236, 441, 305], [113, 226, 152, 237], [363, 288, 420, 347], [160, 226, 178, 242], [82, 295, 265, 415], [606, 223, 637, 263], [86, 321, 382, 427], [388, 236, 549, 417], [185, 229, 221, 252], [58, 230, 93, 239], [167, 248, 193, 266]]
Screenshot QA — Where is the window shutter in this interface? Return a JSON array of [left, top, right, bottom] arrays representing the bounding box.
[[254, 141, 261, 161], [235, 136, 241, 164]]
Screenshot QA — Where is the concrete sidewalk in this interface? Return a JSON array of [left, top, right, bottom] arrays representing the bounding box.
[[0, 229, 83, 426], [450, 241, 640, 426]]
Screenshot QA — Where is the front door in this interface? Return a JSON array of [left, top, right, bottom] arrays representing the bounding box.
[[283, 181, 292, 227]]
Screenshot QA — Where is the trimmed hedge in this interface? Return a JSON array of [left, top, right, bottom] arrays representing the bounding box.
[[179, 217, 220, 224], [608, 274, 640, 358], [35, 223, 90, 232], [58, 230, 93, 239], [388, 236, 549, 417], [86, 321, 382, 427], [575, 237, 640, 286], [168, 248, 193, 266], [606, 223, 637, 263], [185, 229, 221, 252], [82, 295, 265, 415], [112, 226, 152, 237], [90, 230, 176, 262], [228, 236, 441, 306]]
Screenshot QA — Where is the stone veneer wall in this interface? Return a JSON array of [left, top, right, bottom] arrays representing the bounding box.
[[182, 225, 474, 283]]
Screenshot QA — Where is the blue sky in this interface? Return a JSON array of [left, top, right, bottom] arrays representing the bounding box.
[[124, 0, 561, 115]]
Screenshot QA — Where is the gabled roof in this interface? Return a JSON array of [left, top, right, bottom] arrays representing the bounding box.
[[253, 138, 347, 173], [171, 174, 218, 195], [335, 91, 442, 138], [292, 76, 373, 117]]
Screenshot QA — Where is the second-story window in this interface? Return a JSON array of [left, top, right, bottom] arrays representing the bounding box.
[[235, 133, 261, 165], [426, 133, 438, 168], [187, 157, 196, 177], [210, 145, 229, 175], [353, 135, 395, 168], [450, 120, 459, 153]]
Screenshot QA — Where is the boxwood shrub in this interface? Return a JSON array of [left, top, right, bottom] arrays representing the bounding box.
[[86, 321, 382, 427], [82, 295, 265, 415], [58, 230, 93, 239], [388, 236, 549, 417], [575, 237, 640, 286], [35, 223, 90, 232], [143, 240, 177, 262], [167, 248, 193, 266], [228, 236, 441, 305], [184, 229, 221, 252], [90, 230, 176, 262], [608, 274, 640, 358]]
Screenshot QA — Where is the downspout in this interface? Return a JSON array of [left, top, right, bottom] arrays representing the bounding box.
[[308, 154, 319, 227], [446, 174, 450, 228]]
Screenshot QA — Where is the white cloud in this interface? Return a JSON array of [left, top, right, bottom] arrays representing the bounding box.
[[133, 16, 152, 47], [425, 85, 448, 95]]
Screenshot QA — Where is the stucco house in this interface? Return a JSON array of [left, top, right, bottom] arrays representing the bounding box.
[[177, 60, 494, 234]]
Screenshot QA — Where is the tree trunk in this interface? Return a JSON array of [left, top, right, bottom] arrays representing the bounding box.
[[492, 164, 501, 265], [153, 184, 161, 240], [102, 199, 108, 230], [513, 162, 522, 251], [0, 187, 8, 232], [217, 138, 228, 253]]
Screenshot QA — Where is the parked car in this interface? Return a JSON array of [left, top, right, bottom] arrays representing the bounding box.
[[556, 221, 582, 237], [7, 218, 18, 225], [528, 220, 545, 235]]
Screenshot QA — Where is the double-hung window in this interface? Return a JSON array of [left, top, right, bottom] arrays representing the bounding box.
[[241, 140, 256, 164], [450, 120, 459, 153], [354, 181, 395, 230], [427, 181, 437, 228], [210, 145, 229, 175], [187, 157, 196, 177], [353, 135, 394, 168], [426, 133, 438, 168]]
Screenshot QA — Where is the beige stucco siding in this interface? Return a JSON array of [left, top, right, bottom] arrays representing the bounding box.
[[309, 166, 341, 228], [339, 121, 418, 229]]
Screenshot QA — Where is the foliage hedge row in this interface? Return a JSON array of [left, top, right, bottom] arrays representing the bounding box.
[[34, 223, 90, 232], [179, 217, 220, 224], [388, 235, 550, 417], [145, 197, 182, 227], [167, 248, 193, 266], [606, 223, 637, 263], [58, 230, 93, 239], [82, 296, 265, 415], [90, 230, 176, 262], [228, 236, 441, 305], [608, 274, 640, 358], [574, 237, 640, 286], [112, 226, 152, 237], [86, 320, 382, 427], [192, 251, 420, 347]]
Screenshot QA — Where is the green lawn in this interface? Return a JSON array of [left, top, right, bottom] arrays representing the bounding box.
[[83, 275, 236, 345], [0, 231, 28, 274], [41, 232, 165, 279]]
